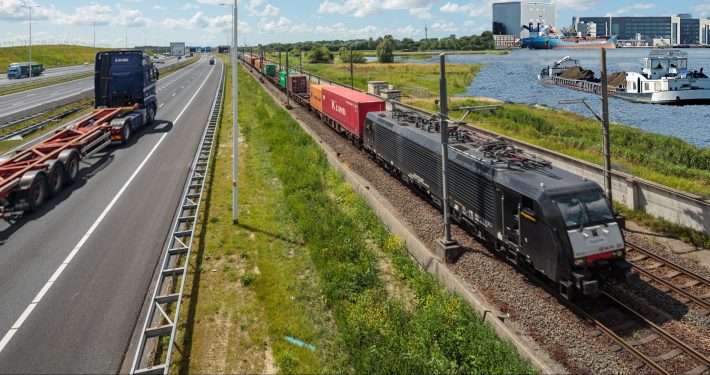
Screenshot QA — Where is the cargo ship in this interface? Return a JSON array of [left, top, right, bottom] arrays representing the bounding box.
[[522, 23, 616, 49]]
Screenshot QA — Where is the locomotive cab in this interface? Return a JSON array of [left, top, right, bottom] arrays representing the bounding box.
[[550, 191, 637, 298]]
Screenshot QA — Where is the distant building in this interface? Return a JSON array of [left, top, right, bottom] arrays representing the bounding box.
[[217, 45, 230, 53], [576, 15, 710, 45], [492, 2, 556, 38]]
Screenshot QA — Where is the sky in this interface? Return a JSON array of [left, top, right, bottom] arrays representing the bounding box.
[[1, 0, 709, 48]]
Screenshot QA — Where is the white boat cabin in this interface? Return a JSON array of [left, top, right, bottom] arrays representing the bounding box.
[[625, 50, 709, 94]]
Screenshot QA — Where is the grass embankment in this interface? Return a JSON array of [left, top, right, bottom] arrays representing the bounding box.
[[0, 45, 115, 72], [173, 59, 534, 374], [0, 98, 94, 154]]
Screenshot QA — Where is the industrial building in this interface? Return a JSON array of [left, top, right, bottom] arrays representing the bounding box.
[[576, 15, 710, 46], [492, 2, 556, 38]]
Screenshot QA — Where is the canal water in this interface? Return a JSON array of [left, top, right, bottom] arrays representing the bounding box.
[[400, 49, 710, 147]]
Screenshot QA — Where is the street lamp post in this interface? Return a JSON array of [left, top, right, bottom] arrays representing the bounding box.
[[21, 2, 40, 80], [231, 0, 238, 223]]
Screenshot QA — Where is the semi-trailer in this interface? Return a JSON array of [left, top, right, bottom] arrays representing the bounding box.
[[0, 50, 159, 219], [6, 62, 44, 79]]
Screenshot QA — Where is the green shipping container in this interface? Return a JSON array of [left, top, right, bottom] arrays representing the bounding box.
[[263, 63, 276, 77], [279, 70, 299, 88]]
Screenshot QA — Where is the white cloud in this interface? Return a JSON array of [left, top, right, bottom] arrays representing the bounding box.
[[318, 0, 438, 18], [440, 1, 494, 17], [693, 2, 710, 17], [606, 3, 655, 17], [154, 5, 167, 10], [551, 0, 600, 11], [430, 21, 457, 33], [180, 3, 200, 10], [257, 16, 291, 33], [410, 7, 432, 19]]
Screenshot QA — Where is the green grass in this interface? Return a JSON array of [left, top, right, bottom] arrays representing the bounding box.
[[265, 54, 479, 98], [236, 60, 532, 373], [409, 98, 710, 198], [173, 59, 349, 374], [0, 45, 116, 72]]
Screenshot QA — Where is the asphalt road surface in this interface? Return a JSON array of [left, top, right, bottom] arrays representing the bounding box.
[[0, 55, 222, 373], [0, 57, 182, 124]]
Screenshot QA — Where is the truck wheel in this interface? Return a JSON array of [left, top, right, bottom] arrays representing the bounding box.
[[147, 105, 156, 125], [58, 149, 80, 185], [20, 171, 49, 212], [47, 161, 66, 197], [122, 122, 132, 144]]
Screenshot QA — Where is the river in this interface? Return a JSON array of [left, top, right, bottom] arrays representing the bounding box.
[[398, 49, 710, 148]]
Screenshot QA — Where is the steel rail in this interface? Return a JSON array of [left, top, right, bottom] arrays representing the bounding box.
[[626, 242, 710, 311], [130, 62, 224, 375], [601, 292, 710, 373]]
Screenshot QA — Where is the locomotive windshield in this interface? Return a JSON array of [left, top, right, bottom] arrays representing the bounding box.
[[555, 193, 614, 228]]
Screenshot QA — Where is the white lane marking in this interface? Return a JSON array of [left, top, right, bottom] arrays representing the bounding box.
[[159, 103, 164, 108], [0, 62, 217, 354], [0, 87, 93, 119], [172, 93, 176, 97], [180, 85, 184, 89]]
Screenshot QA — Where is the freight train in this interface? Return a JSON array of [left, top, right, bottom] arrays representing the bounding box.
[[241, 53, 638, 299]]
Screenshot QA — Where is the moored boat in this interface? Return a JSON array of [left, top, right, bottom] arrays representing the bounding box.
[[615, 50, 710, 104], [522, 22, 616, 49]]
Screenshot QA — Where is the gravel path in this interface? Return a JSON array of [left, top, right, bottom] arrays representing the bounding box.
[[248, 67, 709, 374]]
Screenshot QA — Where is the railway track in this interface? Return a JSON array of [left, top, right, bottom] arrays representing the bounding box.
[[575, 292, 710, 374], [625, 241, 710, 314]]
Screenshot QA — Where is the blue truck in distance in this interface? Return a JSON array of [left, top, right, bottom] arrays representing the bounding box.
[[95, 50, 159, 144]]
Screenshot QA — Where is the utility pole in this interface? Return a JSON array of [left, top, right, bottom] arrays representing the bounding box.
[[298, 46, 302, 71], [349, 45, 354, 89], [278, 49, 282, 71], [125, 23, 128, 49], [93, 19, 96, 60], [232, 0, 239, 223], [435, 53, 461, 263], [285, 50, 292, 109], [600, 48, 612, 203]]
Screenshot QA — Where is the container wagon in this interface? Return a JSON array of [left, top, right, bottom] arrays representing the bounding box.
[[321, 85, 386, 142], [0, 51, 159, 219]]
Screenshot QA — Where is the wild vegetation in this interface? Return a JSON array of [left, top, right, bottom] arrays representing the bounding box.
[[0, 45, 114, 72], [175, 58, 535, 374], [258, 31, 497, 55]]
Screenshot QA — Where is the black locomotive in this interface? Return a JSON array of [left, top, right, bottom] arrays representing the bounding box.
[[364, 108, 638, 299]]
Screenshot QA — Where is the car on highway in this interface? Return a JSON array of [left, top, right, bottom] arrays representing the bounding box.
[[209, 58, 215, 65]]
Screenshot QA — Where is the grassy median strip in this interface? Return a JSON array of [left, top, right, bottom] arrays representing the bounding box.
[[174, 60, 534, 374]]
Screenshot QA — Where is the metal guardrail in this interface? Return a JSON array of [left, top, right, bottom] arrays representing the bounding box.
[[0, 104, 89, 141], [130, 62, 224, 375]]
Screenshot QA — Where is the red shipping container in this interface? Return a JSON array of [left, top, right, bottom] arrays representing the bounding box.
[[322, 86, 385, 139]]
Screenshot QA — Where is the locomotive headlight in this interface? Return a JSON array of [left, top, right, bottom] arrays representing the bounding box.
[[612, 250, 623, 257], [574, 258, 586, 267]]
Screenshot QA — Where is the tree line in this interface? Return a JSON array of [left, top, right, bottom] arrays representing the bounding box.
[[249, 32, 495, 64]]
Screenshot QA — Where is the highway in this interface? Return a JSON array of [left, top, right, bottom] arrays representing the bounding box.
[[0, 57, 178, 86], [0, 55, 222, 373], [0, 57, 181, 124], [0, 64, 91, 86]]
